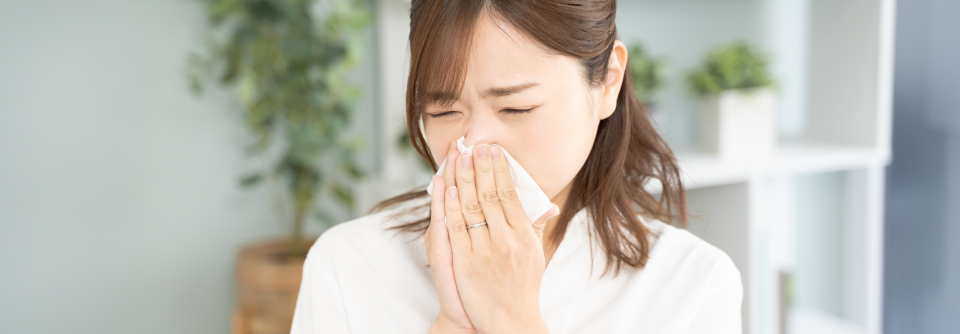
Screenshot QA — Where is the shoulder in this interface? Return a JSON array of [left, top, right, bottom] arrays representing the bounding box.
[[305, 198, 429, 265], [644, 219, 742, 292], [638, 219, 743, 331], [643, 220, 743, 331]]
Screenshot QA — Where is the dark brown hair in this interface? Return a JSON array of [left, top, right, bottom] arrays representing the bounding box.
[[367, 0, 686, 277]]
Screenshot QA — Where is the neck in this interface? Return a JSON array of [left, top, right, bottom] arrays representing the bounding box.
[[544, 181, 573, 247]]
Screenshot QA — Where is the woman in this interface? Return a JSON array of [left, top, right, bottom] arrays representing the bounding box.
[[291, 0, 742, 333]]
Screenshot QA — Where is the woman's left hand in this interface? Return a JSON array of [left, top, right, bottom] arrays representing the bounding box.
[[440, 141, 560, 334]]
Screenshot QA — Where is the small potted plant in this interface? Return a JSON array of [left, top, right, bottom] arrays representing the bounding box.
[[687, 41, 777, 161], [186, 0, 371, 333], [627, 43, 667, 133]]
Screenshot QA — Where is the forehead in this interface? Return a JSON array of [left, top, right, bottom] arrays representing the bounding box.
[[417, 10, 584, 109], [464, 15, 569, 90]]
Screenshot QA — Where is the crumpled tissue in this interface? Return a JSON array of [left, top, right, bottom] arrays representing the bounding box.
[[426, 136, 554, 223]]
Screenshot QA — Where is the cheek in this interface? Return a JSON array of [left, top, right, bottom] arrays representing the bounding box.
[[423, 123, 454, 167], [529, 127, 597, 198], [516, 100, 599, 199]]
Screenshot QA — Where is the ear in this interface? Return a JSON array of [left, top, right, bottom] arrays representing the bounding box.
[[598, 40, 628, 120]]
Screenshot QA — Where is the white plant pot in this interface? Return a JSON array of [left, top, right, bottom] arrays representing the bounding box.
[[699, 88, 777, 162]]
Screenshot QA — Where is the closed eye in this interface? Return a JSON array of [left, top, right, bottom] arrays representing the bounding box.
[[428, 111, 458, 118], [428, 107, 535, 118], [502, 107, 535, 114]]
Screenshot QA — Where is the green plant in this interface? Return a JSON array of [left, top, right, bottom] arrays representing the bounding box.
[[626, 43, 666, 105], [187, 0, 372, 258], [686, 41, 774, 97]]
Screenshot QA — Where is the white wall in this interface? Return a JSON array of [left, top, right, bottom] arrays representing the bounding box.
[[615, 0, 766, 149], [0, 1, 379, 333]]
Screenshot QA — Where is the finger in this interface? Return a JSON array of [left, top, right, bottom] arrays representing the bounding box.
[[442, 140, 458, 197], [428, 175, 467, 327], [444, 184, 473, 254], [455, 152, 491, 248], [426, 175, 447, 275], [490, 144, 530, 229], [471, 143, 508, 240], [442, 146, 472, 253], [530, 203, 560, 243], [435, 138, 455, 180], [428, 175, 448, 252]]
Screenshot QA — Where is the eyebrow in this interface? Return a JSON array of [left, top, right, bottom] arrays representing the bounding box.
[[481, 82, 540, 98], [423, 82, 540, 108]]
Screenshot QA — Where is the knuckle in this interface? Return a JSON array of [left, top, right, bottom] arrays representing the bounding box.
[[464, 202, 483, 215], [458, 173, 475, 184], [520, 234, 538, 247], [499, 241, 518, 256], [476, 161, 492, 173], [448, 219, 466, 232], [499, 188, 520, 202], [481, 190, 499, 203]]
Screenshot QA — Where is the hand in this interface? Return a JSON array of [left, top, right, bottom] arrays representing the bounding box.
[[425, 141, 477, 334], [442, 140, 560, 334]]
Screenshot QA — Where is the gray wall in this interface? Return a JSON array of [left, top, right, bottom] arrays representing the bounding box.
[[884, 0, 960, 333], [0, 1, 378, 333]]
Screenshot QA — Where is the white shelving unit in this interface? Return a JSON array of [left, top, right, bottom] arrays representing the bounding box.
[[367, 1, 896, 334], [618, 1, 896, 334]]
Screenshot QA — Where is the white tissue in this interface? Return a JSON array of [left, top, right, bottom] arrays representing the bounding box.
[[426, 136, 554, 223]]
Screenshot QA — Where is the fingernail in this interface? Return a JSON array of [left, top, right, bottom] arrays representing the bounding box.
[[461, 155, 472, 168], [491, 145, 501, 159], [450, 139, 456, 151], [477, 144, 488, 159], [446, 186, 458, 199]]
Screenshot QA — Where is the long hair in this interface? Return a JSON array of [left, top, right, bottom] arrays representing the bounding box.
[[367, 0, 686, 277]]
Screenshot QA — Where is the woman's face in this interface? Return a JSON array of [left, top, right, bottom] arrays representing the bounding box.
[[422, 14, 627, 201]]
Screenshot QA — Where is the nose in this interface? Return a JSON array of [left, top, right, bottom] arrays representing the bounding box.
[[461, 110, 499, 148]]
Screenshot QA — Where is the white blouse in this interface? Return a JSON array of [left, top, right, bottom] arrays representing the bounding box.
[[291, 198, 743, 333]]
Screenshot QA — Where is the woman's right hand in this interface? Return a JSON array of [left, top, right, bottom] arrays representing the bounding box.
[[425, 141, 476, 334]]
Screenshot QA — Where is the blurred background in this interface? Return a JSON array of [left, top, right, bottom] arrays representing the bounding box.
[[0, 0, 956, 333]]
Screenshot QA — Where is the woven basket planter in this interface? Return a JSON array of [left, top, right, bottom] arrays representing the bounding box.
[[233, 238, 316, 334]]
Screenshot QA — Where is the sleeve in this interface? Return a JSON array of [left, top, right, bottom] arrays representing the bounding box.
[[685, 253, 744, 334], [290, 248, 351, 334]]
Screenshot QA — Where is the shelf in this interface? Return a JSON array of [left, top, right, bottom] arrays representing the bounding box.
[[671, 142, 889, 190]]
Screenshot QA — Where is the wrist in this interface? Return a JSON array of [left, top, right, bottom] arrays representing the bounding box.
[[489, 313, 550, 334], [430, 317, 477, 334]]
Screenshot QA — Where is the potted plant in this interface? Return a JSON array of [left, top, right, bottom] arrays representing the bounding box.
[[626, 43, 667, 134], [687, 41, 777, 161], [186, 0, 371, 333]]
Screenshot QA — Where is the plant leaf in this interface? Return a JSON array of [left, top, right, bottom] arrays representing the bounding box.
[[239, 173, 263, 187], [331, 182, 354, 208]]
